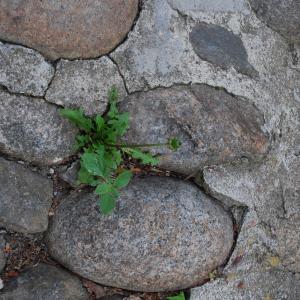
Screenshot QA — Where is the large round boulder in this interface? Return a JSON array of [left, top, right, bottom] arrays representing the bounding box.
[[46, 177, 233, 292], [120, 84, 269, 175], [0, 0, 139, 60]]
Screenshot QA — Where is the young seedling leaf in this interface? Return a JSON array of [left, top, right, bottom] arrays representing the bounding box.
[[168, 137, 182, 151], [114, 170, 132, 189], [124, 148, 160, 166]]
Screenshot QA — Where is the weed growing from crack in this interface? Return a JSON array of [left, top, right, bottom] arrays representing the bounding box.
[[60, 86, 181, 214]]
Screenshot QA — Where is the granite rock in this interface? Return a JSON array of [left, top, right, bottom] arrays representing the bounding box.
[[190, 210, 300, 300], [59, 160, 80, 188], [45, 57, 127, 116], [0, 42, 54, 96], [0, 0, 139, 60], [47, 177, 233, 292], [249, 0, 300, 43], [0, 157, 53, 233], [120, 84, 269, 174], [195, 154, 300, 273], [0, 90, 77, 165], [0, 264, 88, 299]]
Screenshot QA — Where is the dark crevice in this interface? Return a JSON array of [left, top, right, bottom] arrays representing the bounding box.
[[289, 43, 299, 66], [220, 206, 248, 269]]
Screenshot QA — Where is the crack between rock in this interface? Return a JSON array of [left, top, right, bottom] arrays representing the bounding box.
[[0, 83, 68, 114], [220, 206, 248, 272], [0, 83, 47, 99], [279, 182, 288, 218], [289, 43, 299, 66], [107, 55, 130, 95], [0, 38, 55, 66], [43, 60, 57, 98]]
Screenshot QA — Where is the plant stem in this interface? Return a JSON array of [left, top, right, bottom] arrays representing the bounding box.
[[105, 142, 169, 149]]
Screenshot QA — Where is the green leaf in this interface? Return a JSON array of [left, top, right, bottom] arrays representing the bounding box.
[[81, 152, 105, 177], [108, 86, 118, 103], [107, 112, 130, 137], [168, 137, 182, 151], [95, 183, 116, 195], [107, 86, 119, 119], [99, 193, 117, 214], [114, 170, 132, 189], [95, 115, 105, 133], [78, 165, 98, 186], [104, 149, 119, 171], [111, 149, 122, 166], [74, 134, 89, 150], [123, 148, 160, 166], [59, 108, 93, 132], [166, 292, 185, 300]]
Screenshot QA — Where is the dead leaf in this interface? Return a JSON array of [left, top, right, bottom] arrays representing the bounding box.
[[5, 271, 19, 278], [4, 244, 12, 254], [82, 279, 106, 299], [131, 167, 142, 174]]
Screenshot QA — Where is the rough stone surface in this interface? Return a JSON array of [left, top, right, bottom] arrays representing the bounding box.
[[0, 264, 88, 299], [0, 0, 139, 60], [249, 0, 300, 43], [47, 177, 233, 292], [60, 160, 80, 188], [196, 156, 300, 274], [45, 57, 127, 116], [0, 89, 77, 165], [0, 234, 6, 273], [0, 42, 54, 96], [0, 157, 53, 233], [120, 84, 269, 174], [111, 0, 295, 100], [190, 210, 300, 300], [190, 22, 257, 77]]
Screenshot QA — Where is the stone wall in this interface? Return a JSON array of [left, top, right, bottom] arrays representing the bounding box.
[[0, 0, 299, 299]]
